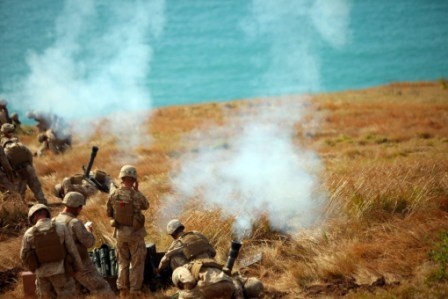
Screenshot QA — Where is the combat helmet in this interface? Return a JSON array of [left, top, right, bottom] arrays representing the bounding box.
[[119, 165, 137, 179], [53, 184, 63, 199], [243, 277, 264, 298], [166, 219, 185, 235], [1, 123, 14, 134], [28, 204, 51, 224], [62, 191, 86, 208], [171, 267, 196, 290]]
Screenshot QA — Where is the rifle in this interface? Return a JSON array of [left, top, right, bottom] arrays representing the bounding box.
[[82, 146, 110, 193]]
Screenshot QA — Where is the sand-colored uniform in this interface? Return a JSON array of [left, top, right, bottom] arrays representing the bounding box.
[[174, 262, 240, 299], [37, 129, 71, 156], [54, 212, 114, 296], [61, 175, 99, 198], [2, 138, 47, 204], [20, 218, 83, 298], [106, 187, 149, 292], [158, 231, 217, 272], [0, 146, 17, 195]]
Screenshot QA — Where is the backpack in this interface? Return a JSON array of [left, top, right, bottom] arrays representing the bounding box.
[[3, 140, 33, 169]]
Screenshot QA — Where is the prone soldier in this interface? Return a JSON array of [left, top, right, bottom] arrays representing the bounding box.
[[1, 123, 47, 204], [20, 204, 84, 298], [54, 192, 114, 297], [106, 165, 149, 294]]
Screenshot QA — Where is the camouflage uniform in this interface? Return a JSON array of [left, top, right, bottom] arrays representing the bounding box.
[[20, 204, 84, 298], [37, 129, 71, 156], [158, 230, 217, 272], [0, 99, 11, 126], [0, 145, 17, 195], [172, 263, 240, 299], [1, 124, 47, 204], [54, 192, 114, 296], [106, 165, 149, 292], [55, 171, 116, 200]]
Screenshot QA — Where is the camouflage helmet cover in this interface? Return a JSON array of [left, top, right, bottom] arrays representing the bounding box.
[[243, 277, 264, 298], [54, 183, 63, 198], [1, 123, 14, 134], [119, 165, 137, 179], [166, 219, 185, 235], [28, 204, 51, 224], [62, 191, 86, 207]]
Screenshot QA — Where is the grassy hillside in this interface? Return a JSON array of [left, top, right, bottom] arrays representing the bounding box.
[[0, 81, 447, 298]]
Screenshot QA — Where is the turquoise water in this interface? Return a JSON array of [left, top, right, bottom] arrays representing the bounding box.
[[0, 0, 447, 117]]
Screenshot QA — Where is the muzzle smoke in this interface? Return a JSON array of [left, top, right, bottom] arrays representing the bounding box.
[[4, 0, 166, 155], [160, 0, 352, 238]]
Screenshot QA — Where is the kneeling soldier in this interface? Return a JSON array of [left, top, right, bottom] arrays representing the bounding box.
[[54, 192, 114, 297], [20, 204, 83, 298]]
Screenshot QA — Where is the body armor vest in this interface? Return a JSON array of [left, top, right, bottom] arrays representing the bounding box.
[[3, 141, 33, 169], [179, 232, 215, 261], [112, 189, 135, 226], [33, 223, 65, 263]]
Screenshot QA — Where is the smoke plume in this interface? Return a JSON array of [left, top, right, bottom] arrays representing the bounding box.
[[5, 0, 165, 154], [160, 0, 352, 238]]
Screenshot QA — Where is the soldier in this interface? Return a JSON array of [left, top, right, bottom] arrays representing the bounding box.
[[54, 192, 114, 297], [20, 204, 84, 298], [54, 169, 116, 200], [106, 165, 149, 294], [171, 264, 239, 299], [157, 219, 217, 274], [0, 144, 17, 196], [36, 129, 71, 156], [0, 99, 11, 126], [1, 123, 48, 204], [10, 112, 21, 126]]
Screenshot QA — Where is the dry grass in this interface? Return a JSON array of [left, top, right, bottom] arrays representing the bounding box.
[[1, 81, 448, 298]]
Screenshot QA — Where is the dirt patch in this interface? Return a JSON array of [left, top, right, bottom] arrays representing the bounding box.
[[0, 267, 20, 294]]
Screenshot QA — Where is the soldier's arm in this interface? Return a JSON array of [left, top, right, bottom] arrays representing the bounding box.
[[158, 241, 183, 271], [61, 177, 73, 194], [72, 220, 95, 249], [19, 234, 31, 262], [0, 146, 14, 180], [137, 191, 149, 210], [62, 225, 84, 272], [106, 194, 114, 217]]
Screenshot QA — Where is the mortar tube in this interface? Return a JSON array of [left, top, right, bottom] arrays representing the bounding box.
[[222, 240, 242, 275]]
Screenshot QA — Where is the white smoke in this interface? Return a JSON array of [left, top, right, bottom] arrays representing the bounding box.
[[5, 0, 165, 153], [160, 0, 352, 238], [161, 100, 325, 239]]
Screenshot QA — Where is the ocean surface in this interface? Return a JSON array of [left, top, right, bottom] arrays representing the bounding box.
[[0, 0, 447, 118]]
